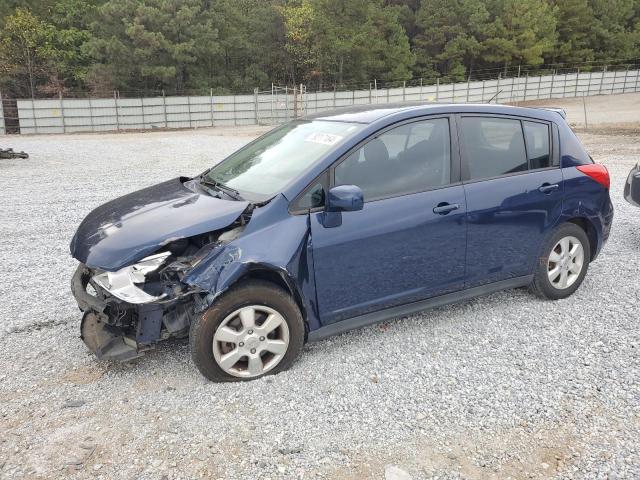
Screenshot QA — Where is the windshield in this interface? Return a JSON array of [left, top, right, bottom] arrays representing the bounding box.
[[204, 120, 364, 200]]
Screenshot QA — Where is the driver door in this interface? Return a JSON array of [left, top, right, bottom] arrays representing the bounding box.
[[309, 117, 467, 325]]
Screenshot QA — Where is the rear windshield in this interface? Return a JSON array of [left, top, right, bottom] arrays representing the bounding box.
[[205, 120, 363, 200]]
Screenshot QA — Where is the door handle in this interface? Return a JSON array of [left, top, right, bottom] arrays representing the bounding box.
[[433, 202, 460, 215], [538, 183, 559, 194]]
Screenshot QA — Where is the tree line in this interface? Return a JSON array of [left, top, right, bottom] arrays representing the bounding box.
[[0, 0, 639, 98]]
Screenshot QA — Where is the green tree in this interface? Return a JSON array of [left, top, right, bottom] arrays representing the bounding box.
[[551, 0, 596, 64], [0, 8, 59, 96], [414, 0, 490, 81], [284, 0, 414, 88], [483, 0, 557, 71]]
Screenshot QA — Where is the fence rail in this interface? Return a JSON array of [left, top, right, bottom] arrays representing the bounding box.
[[1, 67, 639, 135]]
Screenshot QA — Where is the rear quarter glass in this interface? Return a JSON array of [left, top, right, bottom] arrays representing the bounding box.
[[559, 122, 593, 167]]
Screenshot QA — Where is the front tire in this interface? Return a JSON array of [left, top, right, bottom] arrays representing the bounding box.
[[529, 223, 590, 300], [189, 280, 304, 382]]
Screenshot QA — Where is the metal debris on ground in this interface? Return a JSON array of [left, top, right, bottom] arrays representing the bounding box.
[[0, 148, 29, 159]]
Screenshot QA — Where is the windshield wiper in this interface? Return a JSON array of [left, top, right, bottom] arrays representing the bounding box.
[[199, 174, 244, 201]]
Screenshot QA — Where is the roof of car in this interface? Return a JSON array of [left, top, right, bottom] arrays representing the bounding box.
[[305, 102, 563, 124]]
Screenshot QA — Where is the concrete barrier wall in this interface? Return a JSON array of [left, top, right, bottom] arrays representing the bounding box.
[[12, 69, 640, 134]]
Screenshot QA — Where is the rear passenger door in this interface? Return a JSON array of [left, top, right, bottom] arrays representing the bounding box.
[[458, 115, 563, 287]]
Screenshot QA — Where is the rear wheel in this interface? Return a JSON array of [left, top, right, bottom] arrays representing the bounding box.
[[529, 223, 590, 300], [189, 280, 304, 382]]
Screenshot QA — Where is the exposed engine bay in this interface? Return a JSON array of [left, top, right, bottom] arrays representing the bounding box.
[[71, 214, 251, 361]]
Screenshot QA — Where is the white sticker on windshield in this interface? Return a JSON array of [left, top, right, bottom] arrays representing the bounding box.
[[304, 132, 343, 145]]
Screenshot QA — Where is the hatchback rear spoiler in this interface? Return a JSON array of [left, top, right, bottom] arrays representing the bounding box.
[[535, 107, 567, 119]]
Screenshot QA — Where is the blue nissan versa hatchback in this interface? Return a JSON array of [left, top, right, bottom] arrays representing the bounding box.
[[70, 103, 613, 381]]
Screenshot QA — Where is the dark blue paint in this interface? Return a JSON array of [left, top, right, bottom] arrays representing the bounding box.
[[310, 185, 467, 324], [70, 178, 249, 271], [70, 103, 613, 339], [326, 185, 364, 212], [463, 169, 564, 287]]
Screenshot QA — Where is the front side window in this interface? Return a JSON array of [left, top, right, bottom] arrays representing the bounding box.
[[334, 118, 451, 201], [205, 120, 363, 200], [523, 121, 551, 169], [461, 117, 527, 181]]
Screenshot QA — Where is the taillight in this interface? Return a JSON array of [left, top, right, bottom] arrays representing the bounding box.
[[576, 164, 610, 189]]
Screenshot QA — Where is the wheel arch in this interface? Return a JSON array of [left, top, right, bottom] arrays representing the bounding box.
[[229, 266, 309, 335], [565, 217, 598, 261]]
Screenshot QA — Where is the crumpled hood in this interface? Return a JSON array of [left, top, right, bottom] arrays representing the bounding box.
[[70, 177, 249, 271]]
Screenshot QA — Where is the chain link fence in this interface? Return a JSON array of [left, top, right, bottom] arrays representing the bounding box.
[[1, 65, 639, 135]]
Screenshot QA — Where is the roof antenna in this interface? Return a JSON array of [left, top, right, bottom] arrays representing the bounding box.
[[486, 90, 503, 104]]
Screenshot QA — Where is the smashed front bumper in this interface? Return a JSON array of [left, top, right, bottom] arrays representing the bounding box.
[[71, 264, 197, 361]]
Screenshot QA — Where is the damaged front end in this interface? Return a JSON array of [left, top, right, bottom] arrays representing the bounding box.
[[71, 221, 249, 361]]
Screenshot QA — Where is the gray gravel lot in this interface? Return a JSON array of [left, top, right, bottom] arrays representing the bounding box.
[[0, 116, 639, 479]]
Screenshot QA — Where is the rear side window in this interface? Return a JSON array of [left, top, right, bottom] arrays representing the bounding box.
[[523, 121, 551, 169], [461, 117, 527, 181]]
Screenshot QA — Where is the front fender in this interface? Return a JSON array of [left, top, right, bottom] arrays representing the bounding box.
[[182, 195, 321, 332]]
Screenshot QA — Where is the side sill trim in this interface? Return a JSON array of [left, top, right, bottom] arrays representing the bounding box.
[[307, 275, 533, 342]]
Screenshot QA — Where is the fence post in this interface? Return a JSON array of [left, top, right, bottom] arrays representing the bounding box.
[[582, 93, 588, 131], [187, 95, 193, 128], [575, 68, 580, 97], [141, 96, 146, 129], [536, 72, 541, 99], [496, 74, 501, 103], [284, 86, 289, 121], [481, 80, 485, 102], [59, 91, 66, 134], [599, 66, 605, 95], [611, 70, 617, 94], [419, 78, 423, 100], [162, 90, 168, 128], [31, 97, 39, 134], [293, 85, 298, 118], [270, 84, 274, 123], [635, 66, 639, 92], [374, 79, 377, 104], [466, 76, 470, 102], [623, 65, 629, 93], [368, 82, 372, 104], [352, 89, 355, 106], [114, 90, 120, 131], [587, 70, 593, 96], [209, 88, 214, 127], [523, 74, 529, 102], [332, 86, 336, 108], [436, 78, 439, 101], [550, 71, 555, 99], [452, 81, 456, 102], [254, 87, 259, 124], [562, 70, 567, 98], [387, 87, 390, 104], [234, 93, 239, 125], [403, 81, 406, 102], [88, 96, 95, 132]]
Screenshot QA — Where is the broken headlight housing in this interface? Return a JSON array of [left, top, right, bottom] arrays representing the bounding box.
[[92, 252, 171, 304]]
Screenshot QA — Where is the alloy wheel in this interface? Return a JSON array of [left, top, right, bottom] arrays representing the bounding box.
[[547, 235, 584, 290], [212, 305, 290, 378]]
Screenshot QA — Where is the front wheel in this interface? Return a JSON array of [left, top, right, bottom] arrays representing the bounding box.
[[529, 223, 590, 300], [189, 280, 305, 382]]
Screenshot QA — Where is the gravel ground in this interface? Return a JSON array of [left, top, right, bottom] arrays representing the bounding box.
[[1, 115, 639, 479]]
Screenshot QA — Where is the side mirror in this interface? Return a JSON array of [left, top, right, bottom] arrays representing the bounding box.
[[327, 185, 364, 212]]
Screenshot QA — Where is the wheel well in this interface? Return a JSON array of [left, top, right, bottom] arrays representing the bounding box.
[[566, 217, 597, 261], [235, 268, 307, 325]]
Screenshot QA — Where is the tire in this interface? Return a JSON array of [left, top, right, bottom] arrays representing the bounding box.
[[189, 280, 304, 382], [529, 222, 590, 300]]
